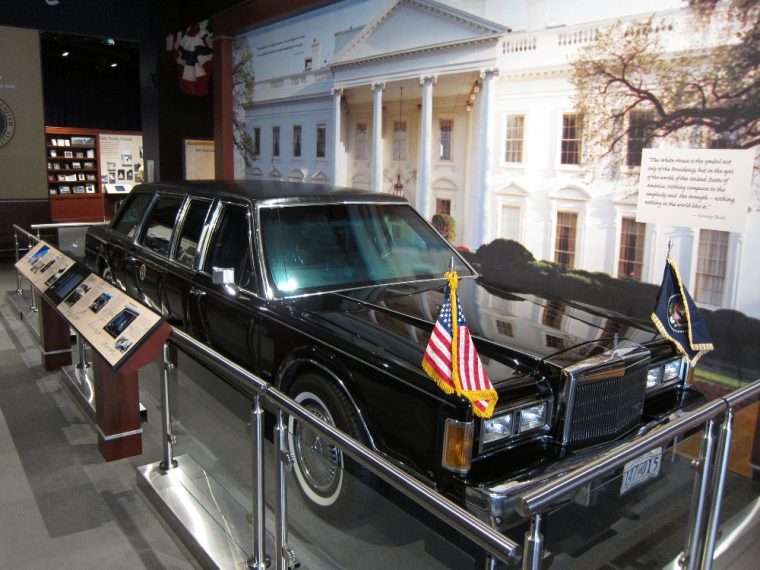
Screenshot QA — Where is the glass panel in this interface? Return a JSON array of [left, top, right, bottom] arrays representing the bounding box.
[[204, 203, 251, 285], [545, 434, 705, 569], [175, 198, 212, 267], [260, 203, 474, 296], [500, 205, 520, 242], [393, 120, 407, 161], [113, 192, 153, 237], [139, 195, 183, 256]]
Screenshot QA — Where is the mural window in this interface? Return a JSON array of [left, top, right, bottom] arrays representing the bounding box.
[[554, 211, 577, 268], [272, 126, 280, 157], [393, 120, 407, 161], [439, 119, 453, 161], [316, 124, 326, 158], [496, 320, 513, 337], [435, 198, 451, 215], [542, 300, 565, 329], [618, 217, 646, 280], [627, 110, 654, 166], [561, 113, 582, 165], [695, 229, 728, 305], [546, 334, 563, 349], [293, 125, 302, 157], [504, 114, 525, 163], [355, 123, 368, 160], [500, 205, 520, 242], [252, 127, 260, 157]]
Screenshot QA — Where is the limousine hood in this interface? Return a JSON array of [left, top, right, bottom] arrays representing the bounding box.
[[296, 277, 661, 387]]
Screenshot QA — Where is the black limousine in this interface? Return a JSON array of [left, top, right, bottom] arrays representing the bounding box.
[[85, 180, 703, 529]]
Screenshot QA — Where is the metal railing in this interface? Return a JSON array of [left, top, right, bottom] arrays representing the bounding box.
[[517, 379, 760, 570], [164, 328, 521, 569]]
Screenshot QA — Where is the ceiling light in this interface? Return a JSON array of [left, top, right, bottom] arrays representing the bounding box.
[[110, 62, 118, 68], [61, 51, 70, 57], [104, 38, 115, 46]]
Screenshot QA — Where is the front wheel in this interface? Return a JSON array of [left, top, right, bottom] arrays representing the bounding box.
[[287, 373, 376, 522]]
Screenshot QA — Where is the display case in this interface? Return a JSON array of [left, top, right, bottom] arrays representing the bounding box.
[[46, 126, 114, 222]]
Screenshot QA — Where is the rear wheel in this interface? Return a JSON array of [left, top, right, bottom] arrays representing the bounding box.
[[287, 373, 375, 522]]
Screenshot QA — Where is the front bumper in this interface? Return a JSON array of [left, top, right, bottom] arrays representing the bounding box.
[[464, 405, 701, 531]]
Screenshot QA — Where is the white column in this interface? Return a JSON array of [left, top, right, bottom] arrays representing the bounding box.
[[417, 75, 436, 217], [331, 87, 346, 186], [468, 69, 498, 250], [371, 82, 385, 192]]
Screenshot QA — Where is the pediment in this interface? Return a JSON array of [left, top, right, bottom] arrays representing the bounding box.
[[331, 0, 506, 67]]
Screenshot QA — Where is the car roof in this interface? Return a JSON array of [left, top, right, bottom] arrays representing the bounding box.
[[131, 180, 406, 205]]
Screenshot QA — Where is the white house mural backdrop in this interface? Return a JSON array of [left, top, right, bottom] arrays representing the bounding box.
[[231, 0, 759, 386]]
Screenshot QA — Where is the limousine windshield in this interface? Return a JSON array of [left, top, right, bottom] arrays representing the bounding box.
[[259, 203, 473, 296]]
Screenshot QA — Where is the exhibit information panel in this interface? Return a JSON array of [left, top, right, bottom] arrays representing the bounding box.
[[16, 241, 163, 369]]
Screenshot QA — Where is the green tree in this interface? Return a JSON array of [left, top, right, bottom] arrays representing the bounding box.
[[232, 37, 255, 167], [571, 0, 759, 170]]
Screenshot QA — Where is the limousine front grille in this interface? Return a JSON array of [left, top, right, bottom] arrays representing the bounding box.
[[560, 345, 650, 449]]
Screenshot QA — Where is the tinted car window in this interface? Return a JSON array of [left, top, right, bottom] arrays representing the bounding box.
[[260, 203, 473, 295], [175, 198, 212, 267], [112, 193, 153, 238], [139, 195, 183, 256], [204, 203, 252, 286]]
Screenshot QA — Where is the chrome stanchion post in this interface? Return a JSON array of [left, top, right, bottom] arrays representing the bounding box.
[[159, 343, 177, 471], [75, 332, 89, 371], [248, 394, 267, 570], [14, 228, 23, 294], [274, 409, 297, 570], [681, 418, 718, 570], [28, 235, 38, 313], [522, 513, 544, 570], [700, 408, 734, 570]]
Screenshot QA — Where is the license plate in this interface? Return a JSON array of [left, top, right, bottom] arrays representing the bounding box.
[[620, 447, 662, 495]]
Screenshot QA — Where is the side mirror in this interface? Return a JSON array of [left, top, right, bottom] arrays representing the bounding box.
[[212, 267, 235, 286]]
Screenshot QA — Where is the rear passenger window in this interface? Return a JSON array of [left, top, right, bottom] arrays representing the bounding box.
[[113, 193, 153, 238], [175, 198, 212, 267], [204, 203, 253, 286], [139, 195, 183, 256]]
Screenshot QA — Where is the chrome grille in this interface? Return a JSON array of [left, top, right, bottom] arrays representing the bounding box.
[[566, 367, 647, 446], [560, 344, 650, 448]]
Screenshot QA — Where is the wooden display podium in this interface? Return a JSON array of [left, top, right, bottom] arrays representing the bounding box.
[[92, 322, 171, 461], [16, 241, 171, 462], [38, 296, 73, 370]]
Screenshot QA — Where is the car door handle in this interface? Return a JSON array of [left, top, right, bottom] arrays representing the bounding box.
[[126, 256, 138, 264], [189, 287, 206, 297]]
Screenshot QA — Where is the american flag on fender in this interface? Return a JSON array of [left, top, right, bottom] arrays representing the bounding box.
[[422, 270, 498, 418]]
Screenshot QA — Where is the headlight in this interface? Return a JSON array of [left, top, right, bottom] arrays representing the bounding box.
[[646, 366, 663, 388], [519, 404, 547, 432], [482, 413, 514, 445], [663, 359, 682, 381]]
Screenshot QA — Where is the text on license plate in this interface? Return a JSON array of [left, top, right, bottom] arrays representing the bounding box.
[[620, 447, 662, 495]]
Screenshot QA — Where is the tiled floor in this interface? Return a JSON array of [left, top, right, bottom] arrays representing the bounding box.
[[0, 265, 197, 569]]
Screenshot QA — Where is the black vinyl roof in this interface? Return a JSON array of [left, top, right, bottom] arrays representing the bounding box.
[[132, 180, 405, 204]]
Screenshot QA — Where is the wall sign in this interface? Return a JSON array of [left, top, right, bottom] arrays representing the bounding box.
[[0, 97, 15, 148], [636, 148, 754, 233]]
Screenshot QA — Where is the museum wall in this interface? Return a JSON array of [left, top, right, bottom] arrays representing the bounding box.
[[0, 26, 47, 200]]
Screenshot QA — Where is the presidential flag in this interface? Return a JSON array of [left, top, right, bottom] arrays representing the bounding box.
[[167, 20, 213, 96], [651, 257, 713, 366], [422, 270, 498, 418]]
